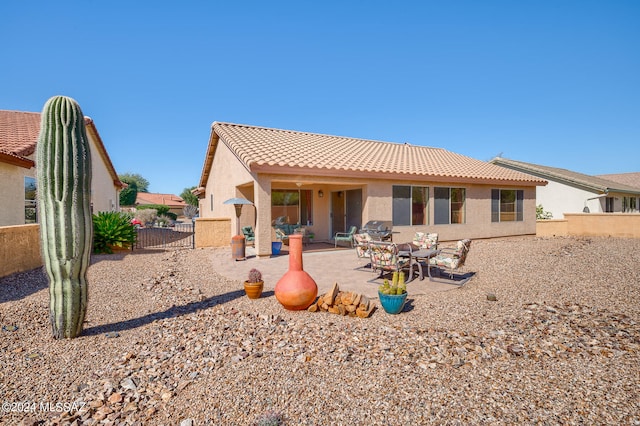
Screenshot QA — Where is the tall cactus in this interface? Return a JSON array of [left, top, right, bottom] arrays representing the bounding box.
[[36, 96, 93, 339]]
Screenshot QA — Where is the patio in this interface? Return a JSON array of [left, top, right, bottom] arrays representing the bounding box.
[[210, 242, 461, 299]]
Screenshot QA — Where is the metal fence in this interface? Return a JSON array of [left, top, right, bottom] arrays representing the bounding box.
[[134, 221, 195, 250]]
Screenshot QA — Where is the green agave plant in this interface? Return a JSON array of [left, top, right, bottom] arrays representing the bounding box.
[[93, 211, 137, 254]]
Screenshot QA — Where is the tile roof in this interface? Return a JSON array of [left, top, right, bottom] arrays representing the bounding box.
[[136, 193, 187, 208], [491, 157, 640, 195], [595, 172, 640, 191], [0, 110, 40, 158], [0, 109, 123, 188], [200, 122, 547, 186]]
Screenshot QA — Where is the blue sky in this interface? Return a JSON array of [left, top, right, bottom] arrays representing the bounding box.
[[2, 1, 639, 196]]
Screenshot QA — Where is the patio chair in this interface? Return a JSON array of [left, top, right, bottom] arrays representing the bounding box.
[[274, 228, 289, 245], [412, 232, 438, 250], [242, 226, 255, 243], [353, 232, 373, 269], [334, 225, 358, 248], [368, 241, 414, 282], [428, 239, 473, 285]]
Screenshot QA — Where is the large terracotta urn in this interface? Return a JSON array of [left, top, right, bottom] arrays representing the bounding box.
[[274, 234, 318, 310]]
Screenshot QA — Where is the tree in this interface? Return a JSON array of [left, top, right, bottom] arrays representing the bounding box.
[[119, 180, 138, 206], [180, 186, 199, 207], [119, 173, 150, 193]]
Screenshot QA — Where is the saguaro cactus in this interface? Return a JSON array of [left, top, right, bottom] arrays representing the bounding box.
[[36, 96, 93, 339]]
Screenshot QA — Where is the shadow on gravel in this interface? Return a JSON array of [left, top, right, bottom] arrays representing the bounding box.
[[0, 267, 48, 303], [83, 289, 277, 337]]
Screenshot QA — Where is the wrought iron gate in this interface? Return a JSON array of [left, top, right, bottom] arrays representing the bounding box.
[[134, 221, 195, 249]]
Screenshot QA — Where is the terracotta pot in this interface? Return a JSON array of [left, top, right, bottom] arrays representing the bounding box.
[[244, 281, 264, 299], [274, 234, 318, 310]]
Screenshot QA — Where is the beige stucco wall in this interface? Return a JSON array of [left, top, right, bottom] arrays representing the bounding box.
[[536, 219, 569, 237], [0, 224, 42, 278], [537, 214, 640, 238], [0, 133, 119, 227], [194, 218, 231, 248], [363, 181, 537, 243], [565, 213, 640, 238], [0, 156, 36, 227], [88, 133, 119, 213]]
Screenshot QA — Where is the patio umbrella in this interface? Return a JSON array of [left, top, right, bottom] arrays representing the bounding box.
[[223, 197, 253, 236]]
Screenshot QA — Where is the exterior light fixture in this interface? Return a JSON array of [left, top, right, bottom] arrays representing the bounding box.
[[318, 190, 324, 198]]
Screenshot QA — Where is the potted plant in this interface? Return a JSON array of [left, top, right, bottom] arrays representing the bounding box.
[[244, 268, 264, 299], [378, 271, 407, 314]]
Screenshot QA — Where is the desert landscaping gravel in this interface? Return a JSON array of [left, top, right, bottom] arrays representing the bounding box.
[[1, 236, 639, 425]]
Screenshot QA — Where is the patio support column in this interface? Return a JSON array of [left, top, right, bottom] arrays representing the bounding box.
[[254, 174, 272, 258]]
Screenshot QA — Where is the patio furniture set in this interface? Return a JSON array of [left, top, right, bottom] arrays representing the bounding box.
[[351, 227, 473, 286]]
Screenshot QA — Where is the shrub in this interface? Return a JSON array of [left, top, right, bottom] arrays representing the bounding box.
[[166, 211, 178, 221], [156, 214, 173, 227], [135, 208, 157, 226], [137, 204, 170, 216], [93, 211, 137, 254], [183, 205, 198, 219], [536, 204, 553, 220]]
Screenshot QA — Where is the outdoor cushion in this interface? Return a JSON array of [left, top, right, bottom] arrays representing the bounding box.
[[429, 239, 471, 270], [412, 232, 439, 250], [354, 232, 372, 258]]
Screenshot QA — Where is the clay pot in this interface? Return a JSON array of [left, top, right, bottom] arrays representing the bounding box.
[[244, 281, 263, 299], [274, 234, 318, 310]]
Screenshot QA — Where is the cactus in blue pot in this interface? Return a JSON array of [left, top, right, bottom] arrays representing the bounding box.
[[36, 96, 93, 339]]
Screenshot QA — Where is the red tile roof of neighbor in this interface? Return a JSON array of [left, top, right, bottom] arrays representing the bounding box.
[[136, 193, 187, 208], [0, 109, 124, 188], [199, 122, 548, 187]]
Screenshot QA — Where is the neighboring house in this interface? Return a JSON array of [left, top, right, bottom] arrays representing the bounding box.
[[135, 192, 187, 216], [195, 122, 547, 257], [490, 157, 640, 218], [0, 110, 124, 227]]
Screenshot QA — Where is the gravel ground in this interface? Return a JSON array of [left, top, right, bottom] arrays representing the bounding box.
[[1, 236, 639, 425]]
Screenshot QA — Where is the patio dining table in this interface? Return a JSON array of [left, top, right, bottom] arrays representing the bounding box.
[[398, 248, 441, 281]]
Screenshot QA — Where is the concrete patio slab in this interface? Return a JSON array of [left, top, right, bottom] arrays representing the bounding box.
[[207, 242, 461, 300]]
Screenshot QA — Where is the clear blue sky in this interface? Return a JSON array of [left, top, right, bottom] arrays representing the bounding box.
[[2, 1, 639, 196]]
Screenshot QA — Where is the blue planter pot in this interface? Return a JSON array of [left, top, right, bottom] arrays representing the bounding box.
[[272, 241, 283, 255], [378, 291, 408, 314]]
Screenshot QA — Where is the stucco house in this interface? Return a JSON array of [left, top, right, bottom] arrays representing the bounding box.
[[0, 109, 124, 227], [135, 192, 187, 216], [195, 122, 547, 257], [490, 157, 640, 219]]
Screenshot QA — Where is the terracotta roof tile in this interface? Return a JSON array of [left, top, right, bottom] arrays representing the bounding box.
[[0, 109, 123, 187], [0, 110, 40, 157], [136, 193, 187, 208], [210, 122, 547, 185]]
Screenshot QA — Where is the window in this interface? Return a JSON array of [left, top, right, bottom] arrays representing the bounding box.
[[272, 189, 313, 225], [392, 185, 428, 226], [623, 197, 638, 213], [434, 187, 465, 224], [491, 189, 524, 222], [25, 177, 37, 223], [605, 197, 614, 213]]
